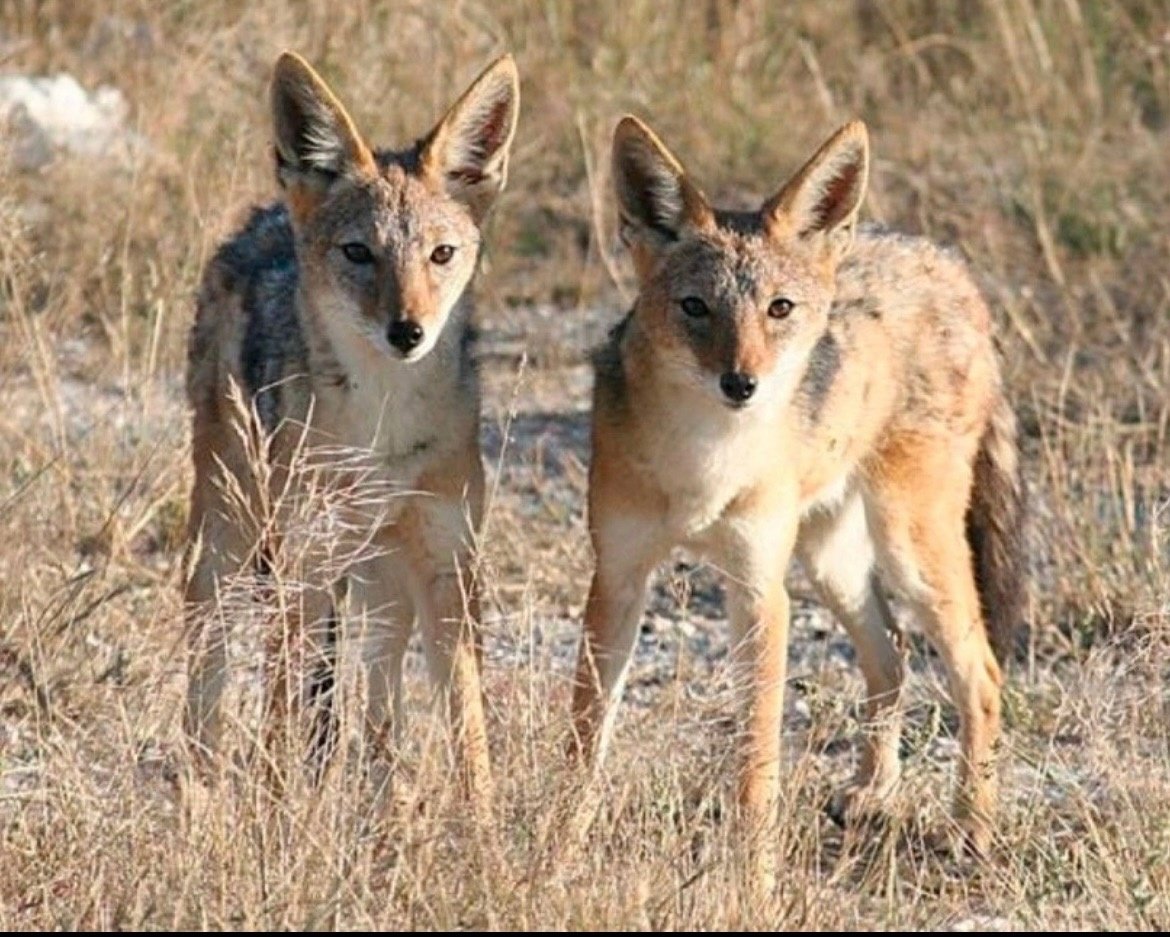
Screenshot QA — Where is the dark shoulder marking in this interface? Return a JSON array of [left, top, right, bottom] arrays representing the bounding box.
[[458, 317, 480, 391], [800, 330, 841, 426], [211, 203, 296, 290], [591, 309, 633, 415], [212, 202, 305, 433]]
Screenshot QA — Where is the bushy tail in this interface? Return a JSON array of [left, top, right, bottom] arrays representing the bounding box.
[[966, 393, 1029, 665]]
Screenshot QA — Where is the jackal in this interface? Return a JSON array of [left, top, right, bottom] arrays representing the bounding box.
[[570, 117, 1026, 852], [183, 51, 519, 809]]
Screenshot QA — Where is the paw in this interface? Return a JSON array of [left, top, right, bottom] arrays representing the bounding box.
[[909, 813, 993, 865], [957, 813, 993, 858], [178, 769, 218, 831], [824, 777, 897, 830]]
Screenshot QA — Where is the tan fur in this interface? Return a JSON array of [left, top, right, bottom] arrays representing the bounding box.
[[184, 52, 519, 814], [572, 116, 1025, 862]]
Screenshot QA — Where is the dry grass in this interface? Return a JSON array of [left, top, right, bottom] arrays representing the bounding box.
[[0, 0, 1168, 928]]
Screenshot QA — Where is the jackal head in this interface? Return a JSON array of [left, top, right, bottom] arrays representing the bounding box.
[[271, 52, 519, 361], [613, 117, 868, 410]]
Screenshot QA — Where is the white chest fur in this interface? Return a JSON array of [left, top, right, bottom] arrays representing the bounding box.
[[636, 394, 779, 540], [315, 309, 469, 481], [341, 353, 448, 459]]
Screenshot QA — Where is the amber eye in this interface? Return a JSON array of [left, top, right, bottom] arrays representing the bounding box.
[[680, 296, 710, 318], [341, 242, 374, 265], [768, 297, 795, 319], [430, 244, 456, 265]]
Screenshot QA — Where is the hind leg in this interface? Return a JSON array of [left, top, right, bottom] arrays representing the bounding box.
[[866, 442, 1003, 850], [260, 568, 337, 791], [304, 586, 345, 780], [797, 489, 905, 818]]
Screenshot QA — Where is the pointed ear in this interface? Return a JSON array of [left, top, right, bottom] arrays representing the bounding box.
[[270, 51, 375, 213], [612, 116, 713, 275], [419, 55, 520, 222], [763, 120, 869, 258]]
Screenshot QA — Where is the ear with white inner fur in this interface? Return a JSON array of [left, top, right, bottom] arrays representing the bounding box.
[[611, 116, 713, 269], [420, 55, 520, 222], [763, 120, 869, 258], [271, 51, 374, 199]]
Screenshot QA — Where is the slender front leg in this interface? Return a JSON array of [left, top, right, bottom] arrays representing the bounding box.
[[184, 443, 260, 778], [349, 548, 415, 801], [184, 512, 252, 773], [414, 554, 492, 814], [402, 454, 492, 818], [709, 504, 799, 891], [797, 490, 905, 818], [726, 580, 791, 822], [569, 509, 667, 770]]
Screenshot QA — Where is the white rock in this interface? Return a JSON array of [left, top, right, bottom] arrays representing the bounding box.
[[0, 73, 147, 171]]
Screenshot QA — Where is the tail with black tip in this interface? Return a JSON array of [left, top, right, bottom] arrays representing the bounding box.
[[967, 393, 1029, 665]]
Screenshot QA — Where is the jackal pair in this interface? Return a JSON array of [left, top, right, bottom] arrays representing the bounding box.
[[184, 53, 1025, 850]]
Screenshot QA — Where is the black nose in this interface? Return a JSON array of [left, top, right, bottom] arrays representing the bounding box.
[[387, 319, 424, 354], [719, 371, 757, 403]]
